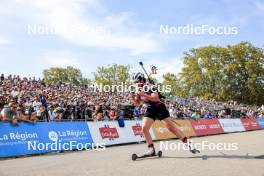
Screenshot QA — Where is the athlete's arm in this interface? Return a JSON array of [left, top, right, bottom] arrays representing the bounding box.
[[131, 93, 142, 106], [137, 91, 159, 102]]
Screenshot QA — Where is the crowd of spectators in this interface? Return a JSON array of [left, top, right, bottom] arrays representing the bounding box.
[[0, 74, 131, 125], [0, 74, 263, 125], [166, 97, 264, 120]]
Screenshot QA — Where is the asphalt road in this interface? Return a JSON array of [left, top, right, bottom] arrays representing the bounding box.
[[1, 130, 264, 176]]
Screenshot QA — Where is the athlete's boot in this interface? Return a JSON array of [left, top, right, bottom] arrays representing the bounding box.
[[182, 137, 200, 154], [143, 144, 156, 156]]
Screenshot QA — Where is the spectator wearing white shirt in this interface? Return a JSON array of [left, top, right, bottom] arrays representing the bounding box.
[[48, 106, 56, 121], [32, 97, 41, 111]]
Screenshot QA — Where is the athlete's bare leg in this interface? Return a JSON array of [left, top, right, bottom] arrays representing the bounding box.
[[142, 117, 154, 145], [161, 117, 187, 140], [161, 117, 200, 153], [141, 117, 156, 155]]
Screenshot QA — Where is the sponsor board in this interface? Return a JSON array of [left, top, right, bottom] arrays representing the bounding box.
[[87, 121, 122, 145], [125, 121, 156, 141], [187, 119, 224, 136], [204, 119, 224, 135], [240, 118, 260, 131], [174, 120, 196, 137], [180, 119, 224, 136], [189, 119, 209, 136], [256, 118, 264, 129], [132, 124, 144, 137], [152, 121, 176, 140], [87, 121, 156, 145], [0, 122, 93, 158], [1, 119, 260, 158], [218, 119, 245, 133]]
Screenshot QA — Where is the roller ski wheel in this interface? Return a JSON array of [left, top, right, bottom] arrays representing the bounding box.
[[190, 148, 200, 154], [187, 141, 200, 154], [132, 153, 138, 161], [131, 151, 162, 161], [157, 150, 162, 157]]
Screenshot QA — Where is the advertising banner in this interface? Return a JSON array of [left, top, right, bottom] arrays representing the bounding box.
[[124, 120, 156, 142], [87, 121, 156, 146], [256, 118, 264, 129], [204, 119, 224, 135], [240, 118, 260, 131], [189, 119, 208, 136], [218, 119, 245, 133], [0, 122, 94, 158], [151, 121, 176, 140], [174, 120, 196, 137], [87, 121, 121, 146]]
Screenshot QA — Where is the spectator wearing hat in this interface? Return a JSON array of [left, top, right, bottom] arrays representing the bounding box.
[[54, 107, 64, 120], [1, 103, 19, 125]]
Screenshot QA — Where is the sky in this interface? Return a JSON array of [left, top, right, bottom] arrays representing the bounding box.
[[0, 0, 263, 80]]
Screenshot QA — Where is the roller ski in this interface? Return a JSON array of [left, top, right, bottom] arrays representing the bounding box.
[[132, 145, 162, 161], [183, 137, 200, 154], [189, 146, 200, 154]]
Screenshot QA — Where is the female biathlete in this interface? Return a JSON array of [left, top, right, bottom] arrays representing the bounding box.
[[132, 72, 200, 156]]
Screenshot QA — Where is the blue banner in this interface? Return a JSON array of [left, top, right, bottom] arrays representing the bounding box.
[[256, 118, 264, 129], [0, 122, 94, 158]]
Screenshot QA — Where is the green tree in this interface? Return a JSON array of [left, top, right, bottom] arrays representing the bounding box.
[[43, 66, 87, 85], [93, 64, 131, 86], [178, 42, 264, 105], [223, 42, 264, 104], [162, 73, 181, 96]]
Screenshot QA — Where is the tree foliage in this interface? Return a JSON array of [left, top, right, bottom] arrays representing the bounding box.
[[43, 66, 90, 85], [93, 64, 131, 86], [163, 42, 264, 105]]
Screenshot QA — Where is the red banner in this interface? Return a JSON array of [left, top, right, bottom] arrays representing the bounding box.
[[204, 119, 224, 134], [189, 119, 208, 136], [189, 119, 224, 136], [132, 123, 144, 138], [240, 118, 260, 131], [99, 125, 119, 140]]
